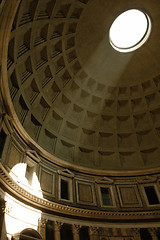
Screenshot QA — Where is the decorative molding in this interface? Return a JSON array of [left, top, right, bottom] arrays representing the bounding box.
[[57, 169, 74, 178], [2, 0, 160, 178], [137, 176, 157, 183], [1, 163, 160, 222], [76, 180, 97, 206], [149, 227, 158, 234], [26, 150, 41, 163], [132, 228, 140, 235], [72, 224, 81, 234], [38, 217, 47, 227], [95, 176, 114, 184], [89, 226, 99, 235], [54, 221, 63, 231], [98, 184, 116, 208], [117, 184, 142, 208], [0, 113, 14, 134]]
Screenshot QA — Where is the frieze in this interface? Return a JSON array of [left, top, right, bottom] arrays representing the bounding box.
[[1, 164, 160, 222]]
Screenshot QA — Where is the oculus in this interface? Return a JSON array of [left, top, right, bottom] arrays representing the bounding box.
[[109, 9, 151, 53]]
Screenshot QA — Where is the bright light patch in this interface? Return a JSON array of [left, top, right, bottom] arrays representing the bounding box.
[[9, 163, 43, 198], [4, 193, 42, 239], [109, 9, 151, 52]]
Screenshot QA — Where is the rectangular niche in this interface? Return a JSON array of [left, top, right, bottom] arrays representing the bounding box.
[[117, 185, 142, 208], [6, 140, 23, 170], [98, 185, 116, 207], [40, 168, 55, 196], [59, 175, 73, 202], [76, 180, 96, 205], [142, 184, 160, 206]]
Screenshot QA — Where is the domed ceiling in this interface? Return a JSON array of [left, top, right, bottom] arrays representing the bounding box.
[[7, 0, 160, 171]]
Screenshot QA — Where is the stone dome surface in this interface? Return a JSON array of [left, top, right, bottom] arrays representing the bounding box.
[[7, 0, 160, 171]]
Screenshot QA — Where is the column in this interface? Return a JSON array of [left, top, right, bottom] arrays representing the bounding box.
[[38, 217, 47, 240], [72, 224, 81, 240], [132, 228, 141, 240], [149, 228, 158, 240], [89, 226, 99, 240], [0, 196, 5, 240], [54, 221, 63, 240]]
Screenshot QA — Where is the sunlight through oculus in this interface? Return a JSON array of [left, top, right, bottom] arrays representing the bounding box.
[[109, 9, 151, 53]]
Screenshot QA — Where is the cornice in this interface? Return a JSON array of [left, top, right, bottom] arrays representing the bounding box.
[[1, 163, 160, 223]]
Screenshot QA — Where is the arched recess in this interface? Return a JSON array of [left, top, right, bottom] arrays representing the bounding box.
[[12, 228, 42, 240]]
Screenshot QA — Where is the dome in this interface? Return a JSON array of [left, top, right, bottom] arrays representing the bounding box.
[[2, 1, 160, 239], [6, 0, 160, 172]]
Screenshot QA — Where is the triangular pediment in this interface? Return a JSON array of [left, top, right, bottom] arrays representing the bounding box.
[[137, 175, 157, 183], [95, 176, 114, 184], [26, 150, 41, 163], [57, 169, 74, 177]]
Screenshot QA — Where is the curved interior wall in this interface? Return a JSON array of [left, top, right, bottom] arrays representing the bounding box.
[[5, 0, 160, 172], [1, 0, 160, 239]]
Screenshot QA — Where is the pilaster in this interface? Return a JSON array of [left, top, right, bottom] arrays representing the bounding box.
[[89, 226, 99, 240], [132, 228, 141, 240], [54, 221, 63, 240], [148, 228, 158, 240], [38, 217, 47, 240], [72, 224, 81, 240]]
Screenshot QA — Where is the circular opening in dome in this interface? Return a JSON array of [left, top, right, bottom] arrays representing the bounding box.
[[109, 9, 151, 53]]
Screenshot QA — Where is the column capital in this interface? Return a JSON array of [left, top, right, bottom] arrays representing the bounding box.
[[132, 228, 140, 235], [5, 201, 12, 214], [72, 224, 81, 234], [149, 227, 158, 234], [54, 221, 63, 231], [38, 217, 47, 227], [38, 218, 47, 240], [89, 226, 99, 235]]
